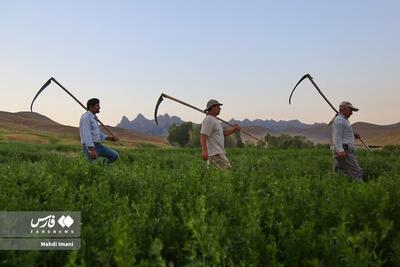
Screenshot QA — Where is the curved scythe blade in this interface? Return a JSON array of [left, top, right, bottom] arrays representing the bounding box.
[[30, 78, 53, 112], [154, 93, 166, 125], [289, 73, 311, 104]]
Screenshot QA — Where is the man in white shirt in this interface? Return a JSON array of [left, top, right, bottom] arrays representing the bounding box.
[[332, 101, 363, 181], [200, 99, 240, 169], [79, 98, 119, 164]]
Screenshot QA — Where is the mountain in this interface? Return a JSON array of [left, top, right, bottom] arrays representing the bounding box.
[[229, 118, 315, 132], [117, 114, 311, 136], [0, 111, 167, 147], [116, 113, 182, 136], [117, 113, 400, 146]]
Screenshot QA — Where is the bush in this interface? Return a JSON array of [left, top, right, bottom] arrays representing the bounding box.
[[264, 134, 314, 149]]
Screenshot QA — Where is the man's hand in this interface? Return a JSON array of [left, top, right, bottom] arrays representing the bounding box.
[[201, 151, 208, 161], [233, 124, 241, 132], [89, 148, 97, 159], [336, 151, 347, 159], [200, 134, 209, 160], [354, 133, 360, 139]]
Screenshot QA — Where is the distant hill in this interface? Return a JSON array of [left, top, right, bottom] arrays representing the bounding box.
[[0, 111, 167, 147], [239, 121, 400, 147], [353, 122, 400, 146], [117, 113, 400, 146], [116, 113, 182, 136], [228, 118, 316, 132], [117, 114, 310, 136], [2, 111, 398, 147]]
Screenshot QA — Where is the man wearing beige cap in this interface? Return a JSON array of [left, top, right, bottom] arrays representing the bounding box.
[[200, 99, 241, 169], [332, 101, 363, 181]]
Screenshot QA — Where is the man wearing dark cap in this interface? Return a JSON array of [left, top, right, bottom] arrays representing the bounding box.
[[200, 99, 241, 169], [332, 101, 363, 181], [79, 98, 119, 164]]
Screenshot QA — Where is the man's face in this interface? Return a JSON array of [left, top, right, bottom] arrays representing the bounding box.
[[209, 104, 221, 116], [341, 106, 353, 118], [90, 103, 100, 114]]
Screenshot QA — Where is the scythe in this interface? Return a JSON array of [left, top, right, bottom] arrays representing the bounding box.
[[154, 93, 265, 145], [31, 78, 122, 145], [289, 74, 371, 151]]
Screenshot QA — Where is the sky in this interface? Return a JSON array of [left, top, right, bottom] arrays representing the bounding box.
[[0, 0, 399, 127]]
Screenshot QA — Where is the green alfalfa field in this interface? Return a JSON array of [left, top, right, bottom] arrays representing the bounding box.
[[0, 142, 400, 266]]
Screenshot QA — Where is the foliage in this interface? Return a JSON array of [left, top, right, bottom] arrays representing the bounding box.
[[265, 134, 314, 149], [235, 132, 244, 148], [167, 122, 193, 147], [187, 124, 201, 148], [168, 122, 241, 148], [0, 142, 399, 266]]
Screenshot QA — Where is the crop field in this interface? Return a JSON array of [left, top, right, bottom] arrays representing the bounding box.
[[0, 142, 399, 266]]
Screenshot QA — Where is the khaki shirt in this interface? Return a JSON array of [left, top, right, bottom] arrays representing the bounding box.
[[200, 115, 225, 156]]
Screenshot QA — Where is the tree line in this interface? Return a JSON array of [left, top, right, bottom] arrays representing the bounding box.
[[167, 122, 326, 149]]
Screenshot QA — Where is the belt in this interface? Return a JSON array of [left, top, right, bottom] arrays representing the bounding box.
[[83, 142, 101, 147], [343, 144, 355, 152]]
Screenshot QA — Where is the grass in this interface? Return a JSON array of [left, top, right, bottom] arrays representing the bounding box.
[[0, 142, 399, 266]]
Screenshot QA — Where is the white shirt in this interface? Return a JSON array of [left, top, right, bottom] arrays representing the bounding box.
[[200, 115, 225, 156], [79, 111, 107, 147], [332, 114, 355, 152]]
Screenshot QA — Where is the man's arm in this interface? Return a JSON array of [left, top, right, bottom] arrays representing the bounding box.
[[200, 134, 208, 160], [80, 117, 97, 159], [104, 134, 119, 142], [332, 120, 346, 158], [95, 114, 118, 142], [223, 124, 241, 136], [98, 123, 119, 142], [81, 117, 94, 147]]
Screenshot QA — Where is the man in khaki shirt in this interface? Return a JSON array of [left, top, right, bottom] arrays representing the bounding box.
[[200, 99, 240, 169]]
